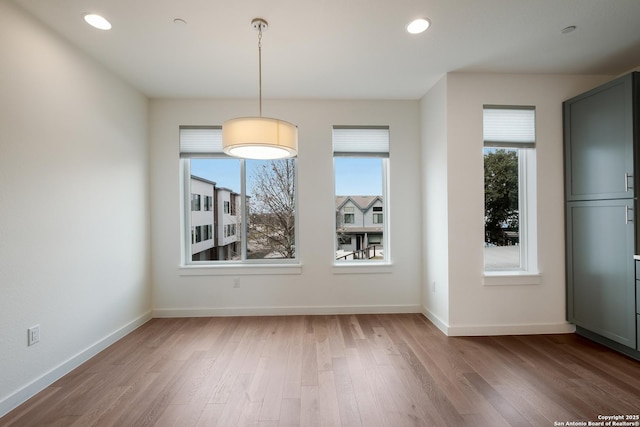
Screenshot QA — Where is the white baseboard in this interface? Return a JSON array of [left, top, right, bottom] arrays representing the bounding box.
[[153, 304, 422, 318], [421, 306, 575, 336], [0, 311, 152, 418], [446, 322, 576, 336]]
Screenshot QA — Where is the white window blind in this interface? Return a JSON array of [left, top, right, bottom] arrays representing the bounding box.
[[332, 126, 390, 157], [483, 106, 535, 148], [179, 127, 223, 157]]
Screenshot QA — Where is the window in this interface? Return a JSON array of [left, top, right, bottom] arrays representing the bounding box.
[[194, 225, 203, 243], [338, 235, 352, 245], [343, 206, 355, 224], [372, 206, 383, 224], [368, 235, 382, 245], [483, 106, 537, 273], [204, 196, 213, 211], [333, 126, 389, 263], [191, 194, 201, 211], [223, 224, 237, 238], [180, 127, 298, 264], [230, 194, 237, 215]]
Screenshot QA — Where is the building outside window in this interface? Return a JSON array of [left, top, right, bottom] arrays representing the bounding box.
[[333, 126, 389, 262], [180, 127, 298, 264], [483, 105, 537, 272], [190, 176, 217, 260]]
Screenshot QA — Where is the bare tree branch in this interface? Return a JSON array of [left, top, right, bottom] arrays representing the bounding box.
[[248, 159, 296, 258]]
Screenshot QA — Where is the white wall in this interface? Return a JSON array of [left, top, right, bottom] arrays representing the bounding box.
[[0, 1, 151, 416], [420, 76, 450, 331], [150, 99, 422, 316], [422, 72, 614, 335]]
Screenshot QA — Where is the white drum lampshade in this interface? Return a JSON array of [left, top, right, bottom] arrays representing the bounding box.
[[222, 116, 298, 159]]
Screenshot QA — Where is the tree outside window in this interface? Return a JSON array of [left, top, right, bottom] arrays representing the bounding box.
[[484, 148, 519, 246]]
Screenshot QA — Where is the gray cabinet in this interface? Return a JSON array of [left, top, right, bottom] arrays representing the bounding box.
[[564, 72, 640, 355], [564, 74, 635, 201], [566, 200, 635, 348]]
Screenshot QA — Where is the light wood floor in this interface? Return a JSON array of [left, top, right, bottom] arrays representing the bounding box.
[[2, 314, 640, 426]]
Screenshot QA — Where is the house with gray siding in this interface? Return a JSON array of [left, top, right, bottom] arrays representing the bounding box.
[[336, 196, 384, 258]]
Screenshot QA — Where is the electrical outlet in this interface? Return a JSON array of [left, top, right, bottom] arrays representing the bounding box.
[[233, 277, 240, 288], [28, 325, 40, 346]]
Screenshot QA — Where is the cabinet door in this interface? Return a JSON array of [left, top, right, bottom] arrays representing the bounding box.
[[567, 200, 636, 348], [564, 74, 634, 201]]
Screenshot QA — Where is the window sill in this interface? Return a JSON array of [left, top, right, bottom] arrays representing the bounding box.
[[482, 271, 541, 286], [179, 263, 302, 276], [332, 262, 393, 275]]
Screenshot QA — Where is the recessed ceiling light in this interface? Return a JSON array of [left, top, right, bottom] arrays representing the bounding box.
[[561, 25, 576, 34], [407, 18, 431, 34], [83, 13, 112, 30], [173, 18, 187, 26]]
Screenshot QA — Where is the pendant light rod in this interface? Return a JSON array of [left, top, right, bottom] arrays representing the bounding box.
[[252, 18, 268, 117]]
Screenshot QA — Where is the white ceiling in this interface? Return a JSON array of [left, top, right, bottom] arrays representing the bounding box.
[[12, 0, 640, 100]]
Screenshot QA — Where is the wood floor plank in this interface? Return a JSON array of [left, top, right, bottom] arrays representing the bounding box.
[[451, 337, 571, 425], [299, 385, 320, 427], [326, 315, 346, 358], [337, 315, 356, 349], [331, 357, 362, 427], [194, 403, 224, 426], [351, 335, 408, 426], [482, 336, 605, 419], [463, 372, 533, 427], [209, 323, 255, 405], [91, 372, 161, 426], [0, 388, 61, 427], [153, 402, 200, 427], [381, 315, 472, 423], [69, 386, 133, 427], [260, 332, 288, 421], [214, 372, 252, 426], [278, 397, 301, 426], [3, 314, 640, 427], [378, 358, 443, 426], [343, 347, 385, 427], [314, 316, 333, 372], [317, 370, 342, 426], [301, 329, 319, 387], [391, 342, 463, 426], [282, 316, 304, 399], [168, 356, 216, 405], [451, 336, 582, 423]]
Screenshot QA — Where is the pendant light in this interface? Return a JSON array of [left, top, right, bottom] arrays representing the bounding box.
[[222, 18, 298, 160]]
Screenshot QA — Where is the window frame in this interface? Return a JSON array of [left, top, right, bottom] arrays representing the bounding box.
[[179, 126, 300, 268], [482, 106, 539, 280], [332, 126, 390, 266]]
